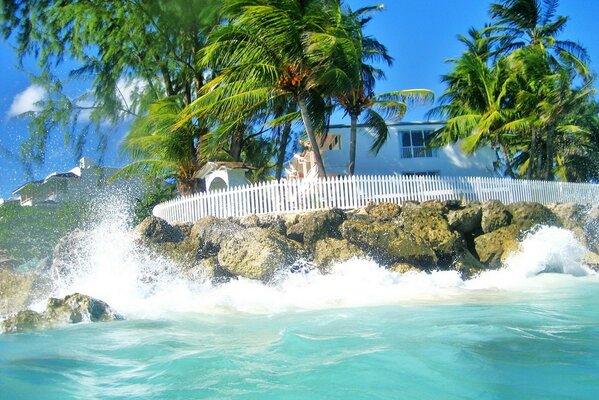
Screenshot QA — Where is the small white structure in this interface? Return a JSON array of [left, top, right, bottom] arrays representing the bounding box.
[[194, 162, 251, 192], [287, 121, 496, 178], [11, 157, 141, 206]]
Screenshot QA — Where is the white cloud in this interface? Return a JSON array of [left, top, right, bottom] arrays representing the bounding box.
[[7, 85, 47, 118], [116, 77, 147, 116]]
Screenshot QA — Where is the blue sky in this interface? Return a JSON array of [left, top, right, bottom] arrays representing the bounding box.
[[1, 0, 598, 199]]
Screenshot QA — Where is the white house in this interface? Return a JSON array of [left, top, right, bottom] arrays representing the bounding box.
[[287, 121, 496, 178], [11, 157, 142, 206]]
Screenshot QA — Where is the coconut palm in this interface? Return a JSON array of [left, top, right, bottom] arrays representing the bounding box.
[[183, 0, 361, 177], [336, 4, 433, 175], [428, 29, 519, 177], [116, 97, 200, 195], [489, 0, 590, 78]]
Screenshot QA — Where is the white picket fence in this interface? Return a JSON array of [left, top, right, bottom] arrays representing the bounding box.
[[152, 175, 599, 224]]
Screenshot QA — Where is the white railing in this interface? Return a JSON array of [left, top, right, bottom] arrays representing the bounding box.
[[152, 175, 599, 224]]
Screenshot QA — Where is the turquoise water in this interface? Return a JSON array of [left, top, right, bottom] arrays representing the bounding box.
[[2, 274, 598, 399], [2, 225, 599, 399]]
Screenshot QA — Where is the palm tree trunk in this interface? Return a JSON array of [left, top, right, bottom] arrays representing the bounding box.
[[276, 122, 292, 181], [348, 114, 358, 176], [499, 142, 515, 178], [527, 130, 537, 180], [230, 129, 243, 162], [298, 98, 327, 177], [545, 130, 553, 181]]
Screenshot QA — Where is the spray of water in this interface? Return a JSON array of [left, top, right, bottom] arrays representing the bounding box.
[[28, 196, 596, 318]]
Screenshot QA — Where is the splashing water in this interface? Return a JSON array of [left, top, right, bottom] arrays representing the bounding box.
[[41, 206, 596, 319]]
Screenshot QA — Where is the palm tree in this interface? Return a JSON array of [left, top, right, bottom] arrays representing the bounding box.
[[183, 0, 361, 177], [428, 29, 519, 177], [337, 4, 433, 175], [117, 97, 200, 195], [489, 0, 590, 78]]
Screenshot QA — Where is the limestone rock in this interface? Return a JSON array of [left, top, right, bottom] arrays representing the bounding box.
[[135, 216, 184, 244], [507, 202, 560, 232], [390, 262, 420, 274], [313, 238, 365, 270], [286, 209, 346, 247], [0, 266, 34, 316], [190, 216, 244, 256], [447, 204, 482, 234], [547, 203, 587, 230], [582, 251, 599, 272], [481, 200, 512, 233], [452, 250, 486, 279], [474, 224, 520, 268], [218, 227, 300, 281], [367, 203, 402, 220], [44, 293, 123, 324], [340, 216, 437, 269], [2, 293, 123, 333], [399, 203, 464, 266]]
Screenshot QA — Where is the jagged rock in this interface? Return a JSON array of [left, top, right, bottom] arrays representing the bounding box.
[[547, 203, 587, 230], [1, 310, 45, 333], [190, 216, 244, 257], [582, 251, 599, 272], [313, 238, 366, 270], [399, 203, 465, 267], [474, 224, 520, 268], [239, 214, 260, 227], [481, 200, 512, 233], [45, 293, 123, 324], [452, 250, 486, 279], [218, 227, 300, 281], [2, 293, 123, 333], [0, 266, 34, 316], [507, 202, 560, 232], [447, 204, 482, 234], [0, 249, 17, 269], [286, 209, 346, 248], [367, 203, 402, 220], [340, 216, 437, 269], [390, 262, 420, 274], [135, 216, 184, 244]]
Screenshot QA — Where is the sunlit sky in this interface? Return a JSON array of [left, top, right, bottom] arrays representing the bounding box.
[[1, 0, 598, 199]]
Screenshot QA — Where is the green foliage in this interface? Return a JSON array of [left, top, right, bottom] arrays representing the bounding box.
[[1, 0, 221, 170], [430, 0, 597, 181], [0, 202, 91, 264], [131, 182, 177, 226]]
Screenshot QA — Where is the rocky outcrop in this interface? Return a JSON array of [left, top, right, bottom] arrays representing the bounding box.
[[474, 224, 520, 268], [51, 229, 89, 280], [0, 266, 34, 316], [190, 216, 245, 257], [340, 216, 437, 269], [287, 209, 346, 248], [2, 293, 123, 333], [313, 238, 366, 270], [399, 203, 464, 267], [367, 203, 402, 220], [135, 216, 184, 244], [447, 203, 482, 234], [218, 227, 300, 281], [481, 200, 511, 233], [507, 202, 560, 232]]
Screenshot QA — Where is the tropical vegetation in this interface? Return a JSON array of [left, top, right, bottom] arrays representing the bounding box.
[[429, 0, 599, 181]]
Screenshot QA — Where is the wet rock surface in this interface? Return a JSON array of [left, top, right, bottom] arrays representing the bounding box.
[[2, 293, 123, 334]]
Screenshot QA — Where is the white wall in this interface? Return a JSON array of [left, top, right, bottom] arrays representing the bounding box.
[[322, 123, 496, 177]]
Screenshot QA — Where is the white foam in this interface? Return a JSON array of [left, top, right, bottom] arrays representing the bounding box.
[[46, 207, 596, 317]]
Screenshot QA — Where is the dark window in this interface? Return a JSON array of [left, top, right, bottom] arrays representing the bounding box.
[[400, 129, 437, 159]]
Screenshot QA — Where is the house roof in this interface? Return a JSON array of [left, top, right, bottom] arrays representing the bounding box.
[[327, 120, 446, 129], [194, 161, 254, 179], [13, 171, 80, 194]]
